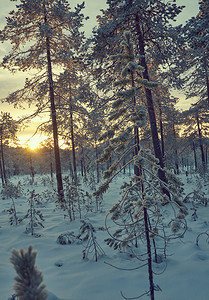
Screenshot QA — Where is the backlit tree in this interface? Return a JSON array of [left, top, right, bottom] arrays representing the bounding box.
[[0, 0, 86, 200]]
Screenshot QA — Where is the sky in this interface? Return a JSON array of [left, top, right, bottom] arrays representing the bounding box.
[[0, 0, 200, 149]]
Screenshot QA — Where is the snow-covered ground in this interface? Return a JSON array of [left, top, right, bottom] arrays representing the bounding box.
[[1, 172, 209, 300]]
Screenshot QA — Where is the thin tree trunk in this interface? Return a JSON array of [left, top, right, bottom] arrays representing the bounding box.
[[69, 83, 77, 178], [203, 56, 209, 106], [29, 152, 34, 184], [193, 141, 198, 172], [81, 146, 87, 179], [143, 207, 155, 300], [70, 108, 77, 178], [44, 12, 64, 201], [49, 147, 53, 182], [95, 143, 100, 183], [0, 134, 7, 185], [196, 114, 206, 172], [131, 69, 155, 300], [135, 14, 169, 198], [157, 99, 165, 158], [173, 124, 179, 174], [80, 158, 84, 177], [0, 158, 5, 186]]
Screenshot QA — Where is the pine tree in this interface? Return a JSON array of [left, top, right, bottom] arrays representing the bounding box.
[[0, 112, 18, 185], [167, 0, 209, 106], [95, 32, 187, 300], [91, 0, 184, 193], [10, 245, 47, 300], [0, 0, 86, 200], [181, 102, 209, 173], [55, 65, 91, 179]]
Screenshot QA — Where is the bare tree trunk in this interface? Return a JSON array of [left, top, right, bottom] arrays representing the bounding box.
[[196, 114, 206, 172], [0, 133, 7, 185], [193, 141, 198, 172], [0, 158, 5, 186], [157, 99, 165, 158], [143, 207, 155, 300], [49, 147, 53, 182], [173, 124, 179, 174], [44, 13, 64, 201], [81, 146, 87, 179], [69, 88, 77, 178], [95, 143, 100, 183], [29, 152, 34, 184], [203, 56, 209, 106]]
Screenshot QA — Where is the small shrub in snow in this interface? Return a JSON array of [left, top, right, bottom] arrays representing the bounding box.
[[1, 181, 23, 199], [56, 232, 77, 245]]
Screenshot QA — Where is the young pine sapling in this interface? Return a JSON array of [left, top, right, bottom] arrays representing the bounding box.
[[10, 245, 47, 300], [21, 190, 45, 236]]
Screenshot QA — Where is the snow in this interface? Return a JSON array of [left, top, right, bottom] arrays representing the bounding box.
[[1, 172, 209, 300]]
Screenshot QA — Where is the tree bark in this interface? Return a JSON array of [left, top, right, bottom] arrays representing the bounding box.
[[0, 131, 7, 185], [44, 13, 64, 201], [173, 124, 179, 174], [196, 114, 206, 172], [95, 143, 100, 183], [193, 141, 198, 172], [203, 57, 209, 106], [143, 207, 155, 300], [69, 89, 77, 178], [0, 158, 5, 186], [135, 14, 169, 198], [131, 67, 155, 300]]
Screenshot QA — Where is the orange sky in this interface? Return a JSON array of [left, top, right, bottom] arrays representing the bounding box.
[[0, 0, 199, 149]]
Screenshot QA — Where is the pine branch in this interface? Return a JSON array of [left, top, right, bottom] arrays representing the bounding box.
[[10, 246, 47, 300]]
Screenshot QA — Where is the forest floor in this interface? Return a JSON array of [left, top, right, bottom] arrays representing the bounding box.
[[1, 171, 209, 300]]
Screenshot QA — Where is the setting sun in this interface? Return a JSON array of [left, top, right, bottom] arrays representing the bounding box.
[[18, 134, 49, 150]]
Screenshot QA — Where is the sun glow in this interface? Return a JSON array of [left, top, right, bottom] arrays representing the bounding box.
[[18, 134, 49, 150]]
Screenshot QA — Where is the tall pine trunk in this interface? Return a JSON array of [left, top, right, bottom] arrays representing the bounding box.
[[0, 131, 7, 185], [157, 99, 165, 158], [193, 141, 198, 172], [135, 14, 169, 198], [203, 57, 209, 106], [173, 124, 179, 174], [95, 143, 100, 183], [0, 158, 5, 186], [69, 86, 77, 179], [44, 13, 64, 201], [196, 114, 206, 172]]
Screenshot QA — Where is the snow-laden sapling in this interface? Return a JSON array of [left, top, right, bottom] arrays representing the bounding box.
[[95, 31, 188, 300], [2, 181, 23, 226], [77, 220, 105, 261], [21, 190, 45, 236], [62, 175, 92, 221], [10, 245, 47, 300]]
